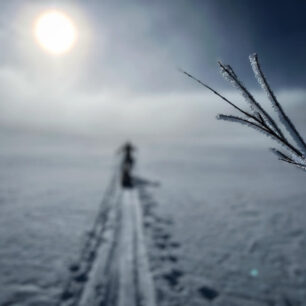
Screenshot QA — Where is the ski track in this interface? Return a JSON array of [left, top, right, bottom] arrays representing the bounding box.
[[58, 174, 156, 306]]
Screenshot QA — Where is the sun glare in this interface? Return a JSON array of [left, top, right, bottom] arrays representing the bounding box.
[[34, 10, 77, 55]]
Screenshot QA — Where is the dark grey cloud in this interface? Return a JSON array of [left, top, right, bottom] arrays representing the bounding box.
[[0, 0, 305, 137], [73, 0, 306, 92]]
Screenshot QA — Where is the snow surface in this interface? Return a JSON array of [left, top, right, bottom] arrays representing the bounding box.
[[0, 129, 305, 306]]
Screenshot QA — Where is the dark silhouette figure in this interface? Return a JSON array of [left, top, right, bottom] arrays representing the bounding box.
[[118, 142, 136, 188]]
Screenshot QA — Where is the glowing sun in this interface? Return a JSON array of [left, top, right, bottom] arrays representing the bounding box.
[[34, 10, 77, 55]]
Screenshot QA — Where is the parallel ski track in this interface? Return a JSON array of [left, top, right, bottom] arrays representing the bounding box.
[[58, 172, 156, 306], [58, 173, 119, 306]]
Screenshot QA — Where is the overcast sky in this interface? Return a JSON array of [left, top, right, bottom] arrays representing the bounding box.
[[0, 0, 305, 141]]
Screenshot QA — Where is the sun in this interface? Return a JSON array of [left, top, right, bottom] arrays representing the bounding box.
[[34, 10, 77, 55]]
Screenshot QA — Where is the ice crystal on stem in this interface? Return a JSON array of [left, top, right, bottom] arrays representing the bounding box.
[[181, 54, 306, 171]]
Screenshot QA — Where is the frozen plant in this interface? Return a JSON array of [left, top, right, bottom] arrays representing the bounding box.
[[181, 54, 306, 171]]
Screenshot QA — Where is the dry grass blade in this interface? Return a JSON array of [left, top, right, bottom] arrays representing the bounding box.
[[179, 69, 257, 120], [218, 62, 285, 139], [250, 53, 306, 154], [181, 55, 306, 172]]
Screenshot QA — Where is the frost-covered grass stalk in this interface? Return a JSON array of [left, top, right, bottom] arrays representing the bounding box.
[[181, 54, 306, 171]]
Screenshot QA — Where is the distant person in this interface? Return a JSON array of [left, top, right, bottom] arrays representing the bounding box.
[[118, 142, 136, 188]]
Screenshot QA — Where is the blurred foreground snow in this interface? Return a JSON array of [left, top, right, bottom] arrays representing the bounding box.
[[0, 129, 305, 306]]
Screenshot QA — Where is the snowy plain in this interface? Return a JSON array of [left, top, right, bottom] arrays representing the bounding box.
[[0, 128, 305, 306]]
